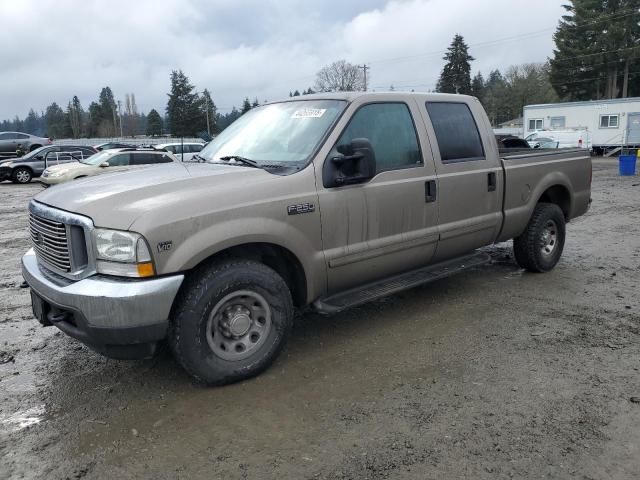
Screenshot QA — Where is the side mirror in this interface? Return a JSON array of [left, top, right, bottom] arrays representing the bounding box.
[[323, 138, 376, 188], [99, 161, 109, 168]]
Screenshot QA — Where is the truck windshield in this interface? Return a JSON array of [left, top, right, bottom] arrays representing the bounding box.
[[198, 100, 346, 166]]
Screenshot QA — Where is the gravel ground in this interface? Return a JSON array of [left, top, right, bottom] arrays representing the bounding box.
[[1, 158, 639, 480]]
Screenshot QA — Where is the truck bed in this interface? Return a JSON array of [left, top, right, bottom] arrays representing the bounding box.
[[497, 148, 592, 242]]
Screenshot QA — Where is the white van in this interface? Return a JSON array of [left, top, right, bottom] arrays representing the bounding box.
[[525, 129, 591, 149]]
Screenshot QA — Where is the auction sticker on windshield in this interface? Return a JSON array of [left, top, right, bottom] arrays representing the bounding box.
[[292, 108, 326, 119]]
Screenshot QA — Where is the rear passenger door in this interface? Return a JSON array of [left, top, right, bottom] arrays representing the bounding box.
[[420, 100, 503, 261]]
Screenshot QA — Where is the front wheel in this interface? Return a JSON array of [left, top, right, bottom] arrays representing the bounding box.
[[12, 167, 32, 184], [169, 259, 294, 385], [513, 202, 566, 273]]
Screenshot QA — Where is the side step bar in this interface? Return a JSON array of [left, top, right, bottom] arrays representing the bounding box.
[[312, 251, 491, 314]]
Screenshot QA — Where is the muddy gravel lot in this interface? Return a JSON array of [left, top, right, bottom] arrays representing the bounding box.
[[1, 158, 639, 480]]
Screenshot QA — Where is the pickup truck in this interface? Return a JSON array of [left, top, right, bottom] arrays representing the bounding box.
[[22, 92, 591, 385]]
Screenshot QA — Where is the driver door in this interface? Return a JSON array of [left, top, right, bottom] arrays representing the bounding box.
[[314, 96, 439, 294]]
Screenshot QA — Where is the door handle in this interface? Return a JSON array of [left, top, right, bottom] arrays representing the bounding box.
[[425, 180, 437, 203], [488, 172, 497, 192]]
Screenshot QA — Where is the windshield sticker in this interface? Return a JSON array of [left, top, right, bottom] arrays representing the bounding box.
[[291, 108, 326, 119]]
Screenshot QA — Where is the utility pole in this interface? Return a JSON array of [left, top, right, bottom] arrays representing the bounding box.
[[359, 64, 370, 92], [117, 100, 123, 137], [204, 93, 211, 136]]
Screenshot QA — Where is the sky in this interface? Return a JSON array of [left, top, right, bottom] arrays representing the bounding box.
[[0, 0, 565, 120]]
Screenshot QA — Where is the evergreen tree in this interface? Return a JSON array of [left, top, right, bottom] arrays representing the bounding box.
[[166, 70, 202, 137], [241, 98, 252, 114], [44, 102, 67, 138], [98, 87, 117, 136], [146, 109, 163, 136], [252, 97, 260, 108], [292, 90, 301, 96], [482, 70, 508, 126], [67, 96, 84, 138], [550, 1, 640, 100], [470, 72, 485, 100], [23, 109, 40, 135], [436, 34, 475, 94], [87, 102, 102, 137]]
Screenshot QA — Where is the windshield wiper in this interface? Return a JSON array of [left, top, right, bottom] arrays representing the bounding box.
[[192, 153, 205, 163], [219, 155, 261, 169]]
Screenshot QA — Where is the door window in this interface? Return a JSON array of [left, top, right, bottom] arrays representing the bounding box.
[[130, 152, 172, 165], [189, 144, 203, 152], [337, 103, 422, 173], [426, 102, 485, 162], [107, 154, 130, 166]]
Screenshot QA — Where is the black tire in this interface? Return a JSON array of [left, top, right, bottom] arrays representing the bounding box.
[[513, 202, 566, 273], [29, 144, 42, 152], [12, 167, 32, 184], [169, 259, 294, 385]]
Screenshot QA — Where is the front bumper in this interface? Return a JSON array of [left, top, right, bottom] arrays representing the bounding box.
[[22, 248, 184, 359], [0, 169, 11, 181]]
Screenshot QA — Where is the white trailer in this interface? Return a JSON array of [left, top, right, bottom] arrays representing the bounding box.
[[523, 97, 640, 155]]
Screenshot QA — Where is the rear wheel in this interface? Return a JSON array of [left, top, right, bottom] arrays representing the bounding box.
[[513, 202, 566, 272], [12, 167, 32, 184], [169, 259, 294, 385]]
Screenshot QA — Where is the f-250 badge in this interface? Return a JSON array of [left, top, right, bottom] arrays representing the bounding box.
[[287, 203, 315, 215], [157, 241, 173, 252]]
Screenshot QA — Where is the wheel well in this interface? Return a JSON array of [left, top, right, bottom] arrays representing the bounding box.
[[538, 185, 571, 219], [194, 243, 307, 307], [13, 165, 33, 174]]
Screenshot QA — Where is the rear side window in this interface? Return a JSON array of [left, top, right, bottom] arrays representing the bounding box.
[[130, 153, 173, 165], [337, 102, 422, 173], [0, 133, 14, 140], [425, 102, 484, 162], [189, 144, 203, 153]]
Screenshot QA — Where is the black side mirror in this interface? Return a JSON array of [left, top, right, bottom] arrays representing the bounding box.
[[323, 138, 376, 188]]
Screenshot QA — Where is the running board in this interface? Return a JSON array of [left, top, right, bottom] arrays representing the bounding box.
[[312, 252, 491, 314]]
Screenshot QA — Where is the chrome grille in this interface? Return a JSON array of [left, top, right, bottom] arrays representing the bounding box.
[[29, 213, 71, 272]]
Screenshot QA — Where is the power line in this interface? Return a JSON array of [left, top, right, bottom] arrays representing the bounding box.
[[367, 8, 640, 67]]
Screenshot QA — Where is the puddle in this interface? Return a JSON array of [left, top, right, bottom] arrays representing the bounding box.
[[0, 404, 45, 433]]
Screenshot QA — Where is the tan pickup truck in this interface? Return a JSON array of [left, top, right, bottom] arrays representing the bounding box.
[[22, 92, 591, 385]]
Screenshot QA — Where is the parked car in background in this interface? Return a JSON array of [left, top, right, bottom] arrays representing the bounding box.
[[0, 131, 52, 154], [0, 145, 96, 183], [40, 148, 177, 186], [525, 129, 590, 149], [94, 142, 136, 151], [154, 142, 205, 161], [496, 136, 531, 149]]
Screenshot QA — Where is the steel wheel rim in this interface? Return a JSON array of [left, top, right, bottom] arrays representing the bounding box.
[[16, 170, 30, 183], [206, 290, 272, 361], [540, 219, 558, 257]]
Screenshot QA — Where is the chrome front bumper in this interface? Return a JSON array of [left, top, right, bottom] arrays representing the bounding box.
[[22, 248, 184, 353]]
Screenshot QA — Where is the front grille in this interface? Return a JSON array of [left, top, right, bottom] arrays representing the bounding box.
[[29, 213, 71, 272]]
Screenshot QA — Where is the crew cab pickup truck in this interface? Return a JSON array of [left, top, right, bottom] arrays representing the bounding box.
[[22, 93, 591, 385]]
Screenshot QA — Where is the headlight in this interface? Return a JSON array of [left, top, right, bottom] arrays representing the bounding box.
[[93, 228, 155, 278], [44, 169, 62, 178]]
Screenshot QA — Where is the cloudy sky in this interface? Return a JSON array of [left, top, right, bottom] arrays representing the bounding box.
[[1, 0, 565, 120]]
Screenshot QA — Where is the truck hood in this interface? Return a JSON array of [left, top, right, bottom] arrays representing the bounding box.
[[34, 162, 275, 229]]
